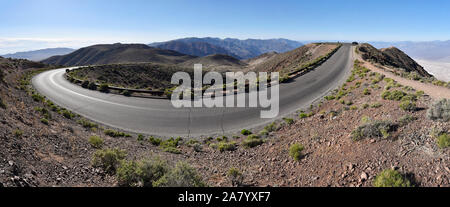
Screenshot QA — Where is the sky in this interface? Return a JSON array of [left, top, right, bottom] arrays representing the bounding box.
[[1, 0, 450, 54]]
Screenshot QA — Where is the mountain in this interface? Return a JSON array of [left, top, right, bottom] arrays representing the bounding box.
[[152, 41, 239, 59], [358, 43, 432, 77], [2, 48, 75, 61], [41, 43, 195, 66], [370, 40, 450, 61], [150, 37, 303, 59], [178, 54, 245, 70]]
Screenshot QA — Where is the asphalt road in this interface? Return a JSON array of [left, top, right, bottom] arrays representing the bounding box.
[[32, 44, 355, 137]]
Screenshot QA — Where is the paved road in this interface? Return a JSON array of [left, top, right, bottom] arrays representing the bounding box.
[[32, 44, 355, 137]]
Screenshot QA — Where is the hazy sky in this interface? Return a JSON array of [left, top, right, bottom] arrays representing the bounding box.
[[1, 0, 450, 54]]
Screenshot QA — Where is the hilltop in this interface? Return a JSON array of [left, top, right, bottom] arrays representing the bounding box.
[[178, 54, 245, 71], [357, 43, 432, 77], [41, 43, 195, 66]]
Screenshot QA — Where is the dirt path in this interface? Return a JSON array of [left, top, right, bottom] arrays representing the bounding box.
[[359, 60, 450, 100]]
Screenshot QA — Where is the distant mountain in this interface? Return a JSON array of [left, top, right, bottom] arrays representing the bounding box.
[[41, 43, 195, 66], [153, 41, 239, 59], [2, 48, 75, 61], [178, 54, 245, 69], [150, 37, 303, 59], [370, 40, 450, 61], [358, 43, 432, 77]]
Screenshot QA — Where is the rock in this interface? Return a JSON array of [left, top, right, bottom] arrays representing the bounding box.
[[8, 161, 14, 166], [360, 172, 368, 181]]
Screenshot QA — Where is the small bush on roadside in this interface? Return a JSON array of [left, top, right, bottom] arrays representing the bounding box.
[[91, 148, 127, 174], [137, 134, 145, 141], [31, 93, 45, 102], [81, 80, 90, 88], [299, 113, 308, 118], [283, 118, 294, 125], [264, 122, 278, 132], [62, 109, 75, 119], [104, 129, 131, 138], [149, 136, 162, 146], [373, 169, 412, 187], [77, 119, 98, 129], [99, 83, 109, 93], [122, 90, 132, 97], [217, 141, 237, 152], [289, 143, 304, 161], [89, 136, 104, 149], [242, 135, 264, 148], [88, 82, 97, 90], [241, 129, 252, 136], [40, 118, 49, 125], [427, 99, 450, 122]]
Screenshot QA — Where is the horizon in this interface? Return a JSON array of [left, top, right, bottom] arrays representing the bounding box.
[[2, 0, 450, 54]]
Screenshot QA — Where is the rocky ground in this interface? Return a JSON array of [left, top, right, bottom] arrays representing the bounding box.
[[0, 56, 448, 187]]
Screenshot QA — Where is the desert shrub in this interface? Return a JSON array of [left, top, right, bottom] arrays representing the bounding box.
[[324, 95, 336, 100], [264, 122, 277, 132], [216, 136, 228, 142], [99, 83, 109, 93], [88, 82, 97, 90], [35, 107, 51, 119], [77, 119, 98, 129], [89, 136, 104, 149], [31, 93, 45, 102], [289, 143, 304, 161], [259, 129, 269, 136], [373, 169, 412, 187], [399, 100, 417, 111], [192, 143, 202, 152], [40, 118, 49, 125], [137, 134, 145, 141], [350, 106, 358, 110], [436, 133, 449, 149], [149, 136, 162, 146], [398, 115, 417, 126], [0, 96, 6, 109], [381, 90, 406, 101], [14, 129, 23, 138], [217, 141, 237, 152], [116, 160, 140, 187], [81, 80, 90, 88], [137, 158, 170, 187], [91, 148, 127, 174], [362, 103, 370, 109], [241, 129, 252, 136], [299, 113, 308, 118], [427, 99, 450, 122], [227, 168, 244, 187], [283, 118, 294, 125], [370, 102, 382, 108], [122, 90, 132, 97], [363, 88, 371, 95], [161, 137, 182, 154], [351, 120, 398, 141], [62, 109, 75, 119], [242, 135, 264, 148], [153, 161, 206, 187], [104, 129, 130, 137]]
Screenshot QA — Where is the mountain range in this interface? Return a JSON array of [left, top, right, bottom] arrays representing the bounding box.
[[149, 37, 303, 59], [1, 48, 75, 61], [41, 43, 194, 66]]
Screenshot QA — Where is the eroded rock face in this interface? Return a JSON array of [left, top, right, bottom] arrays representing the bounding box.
[[358, 43, 432, 77]]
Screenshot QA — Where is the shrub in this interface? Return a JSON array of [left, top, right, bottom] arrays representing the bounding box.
[[89, 136, 104, 149], [0, 96, 6, 109], [370, 103, 382, 108], [351, 120, 398, 141], [122, 90, 132, 97], [31, 93, 45, 102], [299, 113, 308, 118], [116, 160, 139, 187], [436, 133, 449, 149], [62, 109, 75, 119], [81, 80, 90, 88], [91, 148, 127, 174], [373, 169, 412, 187], [289, 143, 304, 161], [161, 137, 182, 154], [104, 129, 130, 137], [77, 119, 98, 129], [427, 99, 450, 122], [153, 161, 206, 187], [242, 135, 264, 148], [99, 83, 109, 93], [398, 115, 417, 126], [227, 168, 244, 187], [88, 82, 97, 90], [283, 118, 294, 125], [363, 88, 371, 95], [324, 95, 336, 100], [137, 134, 145, 141], [149, 136, 162, 146], [264, 122, 277, 132], [14, 129, 23, 138], [241, 129, 252, 136], [381, 90, 406, 101], [399, 100, 417, 111], [217, 142, 237, 152], [40, 118, 49, 125], [137, 158, 170, 187]]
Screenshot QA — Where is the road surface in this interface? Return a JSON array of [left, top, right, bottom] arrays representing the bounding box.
[[32, 44, 355, 137]]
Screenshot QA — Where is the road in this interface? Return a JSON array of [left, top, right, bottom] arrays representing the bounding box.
[[32, 44, 355, 137]]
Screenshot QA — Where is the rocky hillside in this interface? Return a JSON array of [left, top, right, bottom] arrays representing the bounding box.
[[178, 54, 245, 71], [41, 43, 195, 66], [150, 37, 303, 59], [357, 43, 432, 77], [249, 43, 339, 73], [154, 41, 239, 59]]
